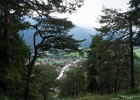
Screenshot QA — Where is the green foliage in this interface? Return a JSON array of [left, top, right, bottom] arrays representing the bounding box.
[[134, 58, 140, 87], [0, 34, 30, 99], [129, 0, 140, 25], [60, 93, 140, 100], [86, 6, 140, 93], [85, 34, 130, 93], [126, 88, 140, 94], [134, 48, 140, 57], [59, 62, 86, 98], [84, 5, 140, 95], [0, 0, 85, 99], [59, 94, 111, 100], [33, 17, 81, 52], [30, 64, 59, 100]]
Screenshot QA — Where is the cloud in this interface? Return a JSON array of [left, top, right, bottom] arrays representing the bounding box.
[[53, 0, 130, 28]]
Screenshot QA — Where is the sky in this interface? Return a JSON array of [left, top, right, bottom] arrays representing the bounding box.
[[54, 0, 130, 28]]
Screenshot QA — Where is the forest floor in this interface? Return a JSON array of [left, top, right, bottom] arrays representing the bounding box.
[[59, 94, 140, 100]]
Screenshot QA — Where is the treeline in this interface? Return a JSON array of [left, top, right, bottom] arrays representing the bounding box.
[[58, 0, 140, 98], [85, 0, 140, 93], [0, 0, 140, 99]]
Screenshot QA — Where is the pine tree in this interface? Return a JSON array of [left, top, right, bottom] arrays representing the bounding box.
[[96, 7, 137, 89], [0, 0, 84, 99]]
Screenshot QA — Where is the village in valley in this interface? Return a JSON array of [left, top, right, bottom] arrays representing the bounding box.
[[33, 49, 87, 78]]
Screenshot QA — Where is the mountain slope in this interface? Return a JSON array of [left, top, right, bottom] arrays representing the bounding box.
[[69, 26, 96, 47], [21, 26, 96, 48]]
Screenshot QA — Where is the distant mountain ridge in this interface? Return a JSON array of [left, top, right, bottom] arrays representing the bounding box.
[[69, 26, 96, 47], [21, 26, 96, 49]]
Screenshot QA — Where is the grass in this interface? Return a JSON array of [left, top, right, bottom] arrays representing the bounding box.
[[58, 91, 140, 100], [72, 95, 111, 100], [59, 95, 111, 100], [59, 94, 140, 100]]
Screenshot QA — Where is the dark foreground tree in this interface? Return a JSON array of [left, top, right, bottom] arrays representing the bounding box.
[[59, 61, 85, 98], [86, 34, 130, 93], [85, 7, 140, 93], [24, 16, 82, 100], [129, 0, 140, 89], [0, 34, 29, 99], [33, 64, 58, 100], [96, 9, 138, 88], [0, 0, 84, 99], [96, 7, 140, 89]]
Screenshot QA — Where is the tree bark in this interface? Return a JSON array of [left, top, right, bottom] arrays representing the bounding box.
[[129, 21, 135, 89], [3, 6, 11, 39], [24, 33, 38, 100], [0, 5, 10, 95]]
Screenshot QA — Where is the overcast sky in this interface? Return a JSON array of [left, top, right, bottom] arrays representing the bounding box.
[[54, 0, 130, 28]]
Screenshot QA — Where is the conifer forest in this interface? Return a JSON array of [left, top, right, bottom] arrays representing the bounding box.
[[0, 0, 140, 100]]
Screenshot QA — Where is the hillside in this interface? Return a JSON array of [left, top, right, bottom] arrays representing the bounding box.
[[21, 26, 96, 48], [69, 26, 96, 47]]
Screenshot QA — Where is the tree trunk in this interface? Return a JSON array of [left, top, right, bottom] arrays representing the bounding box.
[[1, 6, 11, 95], [129, 21, 134, 89], [24, 33, 38, 100], [114, 65, 118, 92], [4, 6, 11, 39], [107, 76, 110, 94]]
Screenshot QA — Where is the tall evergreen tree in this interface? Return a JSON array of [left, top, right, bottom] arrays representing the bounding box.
[[129, 0, 140, 89], [85, 7, 140, 93], [0, 0, 84, 99], [96, 7, 139, 89], [86, 34, 130, 93], [24, 16, 82, 100]]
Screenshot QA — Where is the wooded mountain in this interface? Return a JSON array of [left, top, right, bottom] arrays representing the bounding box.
[[21, 26, 96, 48]]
